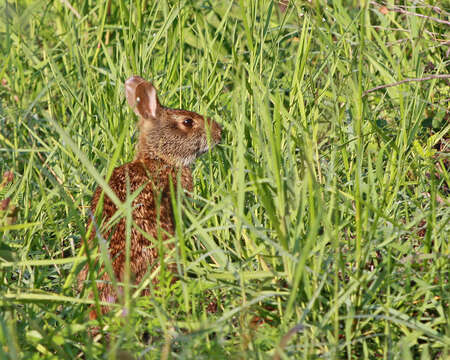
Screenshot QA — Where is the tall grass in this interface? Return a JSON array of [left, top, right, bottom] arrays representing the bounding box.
[[0, 0, 449, 358]]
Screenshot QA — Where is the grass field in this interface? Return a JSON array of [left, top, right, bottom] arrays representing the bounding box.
[[1, 0, 449, 358]]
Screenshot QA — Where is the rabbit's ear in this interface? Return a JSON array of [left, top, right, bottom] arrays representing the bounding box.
[[125, 76, 160, 119]]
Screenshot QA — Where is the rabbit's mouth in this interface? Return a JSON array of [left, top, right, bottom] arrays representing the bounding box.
[[197, 137, 215, 155], [197, 143, 212, 157], [198, 146, 209, 156]]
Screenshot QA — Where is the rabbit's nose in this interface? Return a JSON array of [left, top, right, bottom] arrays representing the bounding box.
[[207, 118, 222, 144]]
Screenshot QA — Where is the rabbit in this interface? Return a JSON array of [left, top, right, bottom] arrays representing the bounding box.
[[78, 76, 222, 320]]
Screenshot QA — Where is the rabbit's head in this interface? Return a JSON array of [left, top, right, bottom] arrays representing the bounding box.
[[125, 76, 221, 166]]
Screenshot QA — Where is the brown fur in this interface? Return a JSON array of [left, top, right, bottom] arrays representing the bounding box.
[[78, 76, 221, 319]]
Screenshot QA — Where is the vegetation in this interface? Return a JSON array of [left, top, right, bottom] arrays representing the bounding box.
[[0, 0, 449, 358]]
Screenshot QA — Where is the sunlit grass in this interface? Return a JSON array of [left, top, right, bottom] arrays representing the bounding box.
[[0, 0, 449, 358]]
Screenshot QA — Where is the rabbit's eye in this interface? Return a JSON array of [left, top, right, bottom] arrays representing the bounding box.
[[183, 118, 194, 127]]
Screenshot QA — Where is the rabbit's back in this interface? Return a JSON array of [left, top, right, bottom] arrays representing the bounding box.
[[79, 158, 192, 302]]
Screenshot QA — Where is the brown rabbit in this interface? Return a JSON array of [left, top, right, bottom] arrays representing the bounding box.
[[78, 76, 221, 319]]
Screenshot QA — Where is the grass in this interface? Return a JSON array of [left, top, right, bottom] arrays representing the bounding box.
[[0, 0, 449, 358]]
